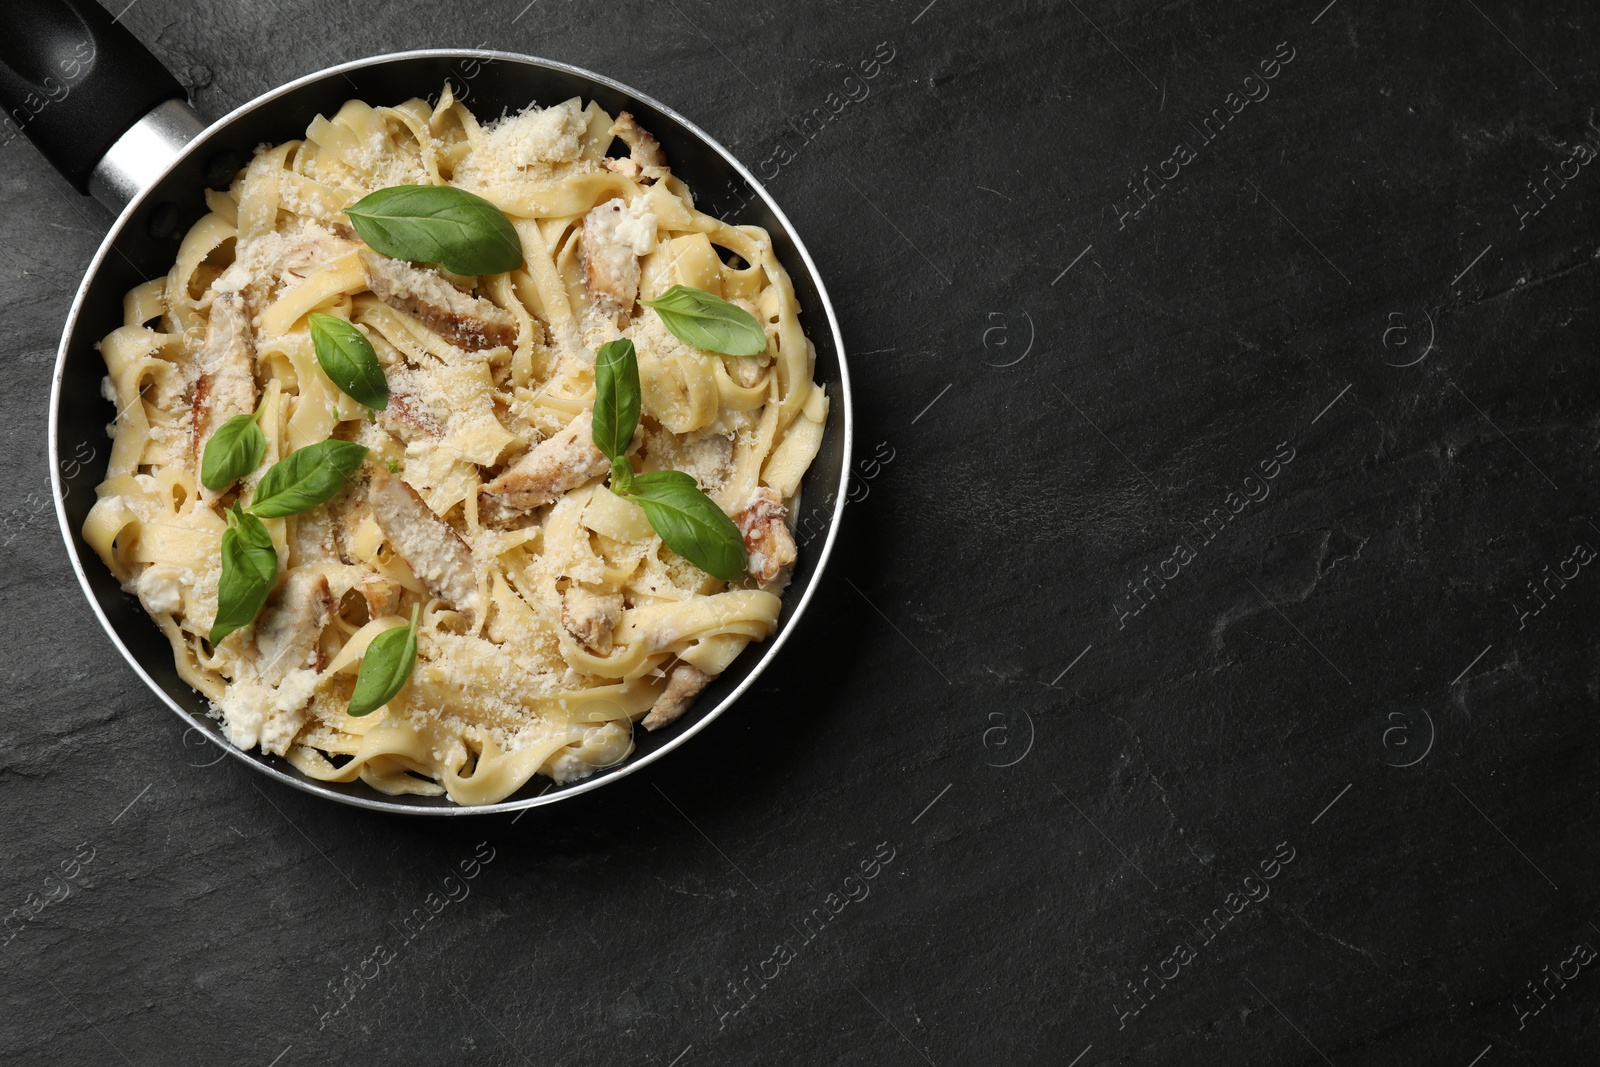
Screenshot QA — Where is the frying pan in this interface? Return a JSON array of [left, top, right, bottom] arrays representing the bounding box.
[[5, 0, 851, 815]]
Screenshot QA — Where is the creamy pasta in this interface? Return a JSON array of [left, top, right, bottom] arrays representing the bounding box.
[[84, 86, 825, 805]]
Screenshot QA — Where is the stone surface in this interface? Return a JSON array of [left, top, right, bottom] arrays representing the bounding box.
[[2, 1, 1598, 1063]]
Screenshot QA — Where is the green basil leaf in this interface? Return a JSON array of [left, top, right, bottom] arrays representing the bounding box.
[[250, 440, 369, 518], [210, 504, 278, 645], [345, 185, 523, 276], [640, 285, 768, 357], [308, 312, 389, 410], [622, 470, 746, 581], [199, 405, 267, 492], [592, 338, 640, 461], [610, 456, 634, 495], [347, 603, 420, 717]]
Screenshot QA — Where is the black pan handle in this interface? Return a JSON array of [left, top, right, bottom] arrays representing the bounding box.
[[0, 0, 185, 192]]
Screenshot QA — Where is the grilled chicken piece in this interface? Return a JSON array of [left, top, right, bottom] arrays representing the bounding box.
[[255, 570, 336, 685], [641, 662, 713, 731], [281, 227, 362, 280], [290, 508, 341, 565], [356, 573, 402, 620], [737, 486, 797, 586], [192, 293, 258, 502], [376, 389, 445, 444], [480, 412, 611, 515], [212, 224, 360, 301], [642, 427, 734, 495], [602, 111, 667, 180], [359, 250, 518, 351], [368, 468, 481, 622], [562, 585, 624, 655], [580, 200, 643, 316], [316, 563, 402, 623], [729, 357, 768, 388]]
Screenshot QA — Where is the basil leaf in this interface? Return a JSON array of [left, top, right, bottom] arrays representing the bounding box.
[[210, 505, 278, 645], [592, 338, 640, 461], [308, 312, 388, 410], [250, 440, 369, 518], [610, 456, 634, 496], [199, 404, 267, 492], [345, 185, 523, 276], [347, 603, 420, 717], [622, 470, 746, 581], [640, 285, 768, 357]]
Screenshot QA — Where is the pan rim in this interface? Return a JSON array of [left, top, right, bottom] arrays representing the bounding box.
[[48, 48, 854, 816]]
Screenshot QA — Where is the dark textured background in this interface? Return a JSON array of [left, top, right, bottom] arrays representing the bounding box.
[[3, 1, 1598, 1064]]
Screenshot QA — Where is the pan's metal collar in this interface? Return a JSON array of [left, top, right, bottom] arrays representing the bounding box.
[[88, 97, 204, 210]]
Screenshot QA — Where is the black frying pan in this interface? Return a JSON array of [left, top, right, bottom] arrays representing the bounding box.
[[4, 0, 852, 815]]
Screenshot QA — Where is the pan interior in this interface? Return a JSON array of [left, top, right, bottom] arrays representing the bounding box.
[[53, 53, 849, 814]]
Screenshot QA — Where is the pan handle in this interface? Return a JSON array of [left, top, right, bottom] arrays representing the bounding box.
[[0, 0, 203, 206]]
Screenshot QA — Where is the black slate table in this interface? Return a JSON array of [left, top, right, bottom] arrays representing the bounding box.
[[4, 1, 1598, 1063]]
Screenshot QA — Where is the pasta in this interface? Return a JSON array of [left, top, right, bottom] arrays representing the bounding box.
[[84, 87, 825, 805]]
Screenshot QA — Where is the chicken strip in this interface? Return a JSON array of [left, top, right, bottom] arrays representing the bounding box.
[[359, 250, 518, 351], [375, 389, 444, 444], [315, 562, 403, 623], [290, 507, 341, 565], [280, 226, 362, 279], [192, 292, 258, 501], [641, 662, 713, 731], [728, 356, 772, 389], [355, 573, 402, 620], [562, 585, 624, 655], [642, 427, 734, 495], [580, 200, 643, 315], [368, 468, 481, 622], [737, 486, 797, 586], [602, 111, 667, 181], [255, 570, 336, 685], [480, 411, 611, 515]]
